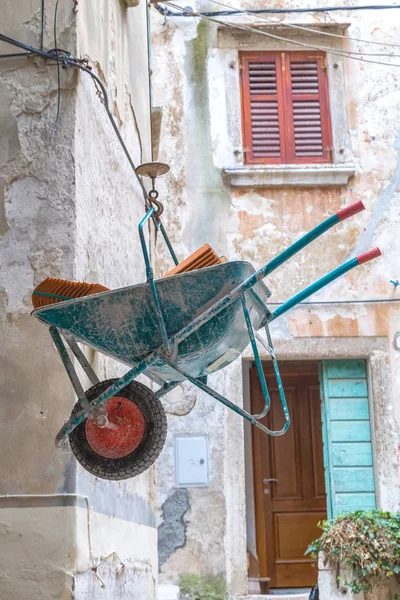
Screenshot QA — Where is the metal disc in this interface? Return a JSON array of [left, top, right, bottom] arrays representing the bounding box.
[[136, 162, 170, 178], [86, 396, 145, 459]]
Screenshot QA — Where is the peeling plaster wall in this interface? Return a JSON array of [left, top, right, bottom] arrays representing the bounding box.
[[0, 0, 78, 495], [151, 1, 400, 596], [156, 377, 228, 580], [158, 488, 190, 568], [0, 2, 79, 595], [0, 1, 156, 599], [73, 8, 156, 593]]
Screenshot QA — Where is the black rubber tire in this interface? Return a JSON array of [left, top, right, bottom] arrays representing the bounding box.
[[69, 379, 167, 480]]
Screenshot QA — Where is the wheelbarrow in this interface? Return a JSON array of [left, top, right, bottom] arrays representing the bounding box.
[[32, 197, 380, 480]]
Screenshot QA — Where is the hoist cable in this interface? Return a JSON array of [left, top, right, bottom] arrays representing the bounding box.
[[40, 0, 45, 51], [163, 1, 400, 68], [51, 0, 62, 138]]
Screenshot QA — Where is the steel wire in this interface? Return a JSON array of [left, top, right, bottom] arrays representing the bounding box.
[[164, 1, 400, 69]]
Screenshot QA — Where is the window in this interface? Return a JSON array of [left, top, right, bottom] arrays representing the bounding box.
[[239, 51, 333, 165]]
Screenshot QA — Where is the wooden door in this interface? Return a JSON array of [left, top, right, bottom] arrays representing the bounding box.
[[250, 361, 327, 589]]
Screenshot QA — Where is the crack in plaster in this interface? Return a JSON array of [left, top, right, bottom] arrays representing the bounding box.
[[353, 128, 400, 255], [0, 179, 10, 237]]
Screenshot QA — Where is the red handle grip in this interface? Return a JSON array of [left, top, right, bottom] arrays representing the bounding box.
[[337, 201, 365, 221], [357, 247, 382, 264]]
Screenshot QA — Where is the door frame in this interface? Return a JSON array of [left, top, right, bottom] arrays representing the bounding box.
[[249, 359, 326, 587], [242, 336, 396, 584]]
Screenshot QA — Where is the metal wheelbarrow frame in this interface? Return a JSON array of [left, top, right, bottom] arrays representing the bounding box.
[[33, 200, 380, 478]]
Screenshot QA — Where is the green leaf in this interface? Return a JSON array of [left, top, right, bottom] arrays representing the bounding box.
[[306, 510, 400, 593]]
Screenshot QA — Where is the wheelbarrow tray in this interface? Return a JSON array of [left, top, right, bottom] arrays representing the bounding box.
[[33, 261, 271, 381]]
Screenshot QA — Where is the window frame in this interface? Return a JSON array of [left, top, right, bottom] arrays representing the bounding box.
[[239, 50, 333, 166]]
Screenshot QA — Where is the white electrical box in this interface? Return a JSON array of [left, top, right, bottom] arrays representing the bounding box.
[[174, 435, 209, 488]]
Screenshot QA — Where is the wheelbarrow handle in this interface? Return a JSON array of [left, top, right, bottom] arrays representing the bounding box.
[[263, 200, 365, 277], [336, 201, 365, 221], [166, 202, 368, 352], [270, 248, 382, 321], [357, 247, 382, 264]]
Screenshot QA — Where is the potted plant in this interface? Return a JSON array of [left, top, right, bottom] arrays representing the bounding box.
[[306, 511, 400, 598]]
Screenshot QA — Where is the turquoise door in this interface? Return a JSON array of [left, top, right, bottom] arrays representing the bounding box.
[[320, 360, 376, 518]]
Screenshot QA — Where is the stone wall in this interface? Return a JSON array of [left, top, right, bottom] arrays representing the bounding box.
[[318, 554, 400, 600], [0, 1, 157, 598], [151, 1, 400, 596]]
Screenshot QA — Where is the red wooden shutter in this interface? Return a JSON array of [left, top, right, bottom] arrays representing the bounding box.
[[240, 52, 286, 164], [284, 52, 332, 163], [240, 51, 332, 165]]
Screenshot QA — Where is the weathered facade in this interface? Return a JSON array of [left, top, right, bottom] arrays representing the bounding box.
[[0, 1, 157, 598], [151, 1, 400, 597]]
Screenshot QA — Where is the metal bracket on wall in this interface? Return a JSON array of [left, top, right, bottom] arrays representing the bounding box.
[[393, 332, 400, 351]]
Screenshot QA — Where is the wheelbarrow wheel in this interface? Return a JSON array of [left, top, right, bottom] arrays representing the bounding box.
[[69, 379, 167, 480]]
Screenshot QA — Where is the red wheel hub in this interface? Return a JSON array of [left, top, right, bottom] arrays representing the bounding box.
[[86, 396, 145, 459]]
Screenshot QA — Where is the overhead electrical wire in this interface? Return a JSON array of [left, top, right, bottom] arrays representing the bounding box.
[[163, 1, 400, 68], [0, 0, 45, 58], [0, 32, 61, 59], [268, 298, 400, 307], [0, 0, 45, 59], [0, 31, 151, 209], [154, 3, 400, 16], [0, 50, 32, 59], [62, 59, 151, 206], [0, 26, 398, 307], [202, 0, 400, 54], [154, 1, 400, 50]]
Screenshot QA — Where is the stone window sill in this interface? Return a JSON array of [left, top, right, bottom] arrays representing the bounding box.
[[222, 164, 356, 188]]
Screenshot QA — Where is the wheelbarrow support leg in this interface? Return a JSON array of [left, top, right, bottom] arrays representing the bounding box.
[[63, 332, 100, 386], [49, 327, 89, 409]]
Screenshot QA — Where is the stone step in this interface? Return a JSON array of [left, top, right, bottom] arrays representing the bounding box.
[[157, 584, 180, 600], [237, 595, 309, 600], [267, 596, 309, 600]]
